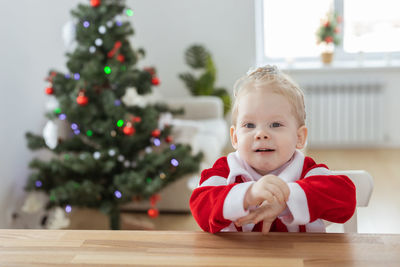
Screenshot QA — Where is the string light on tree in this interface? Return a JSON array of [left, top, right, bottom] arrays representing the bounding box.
[[165, 136, 173, 143]]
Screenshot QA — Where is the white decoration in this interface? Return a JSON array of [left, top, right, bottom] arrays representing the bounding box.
[[121, 87, 145, 107], [124, 160, 130, 167], [117, 155, 125, 162], [46, 207, 70, 229], [145, 147, 152, 154], [95, 38, 103, 46], [98, 25, 107, 34], [93, 151, 101, 159], [62, 20, 76, 51], [21, 192, 47, 214], [43, 120, 58, 149], [131, 161, 137, 168], [89, 46, 96, 53], [45, 96, 59, 112], [121, 87, 162, 107], [106, 21, 113, 27], [158, 112, 173, 130]]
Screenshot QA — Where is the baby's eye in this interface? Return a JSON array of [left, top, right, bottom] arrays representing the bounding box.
[[270, 122, 282, 128], [244, 123, 255, 128]]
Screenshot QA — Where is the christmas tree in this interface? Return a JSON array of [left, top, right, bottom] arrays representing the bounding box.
[[24, 0, 201, 230]]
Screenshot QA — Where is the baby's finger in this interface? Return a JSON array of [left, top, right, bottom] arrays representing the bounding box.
[[262, 220, 272, 234], [266, 176, 290, 201], [263, 183, 285, 204]]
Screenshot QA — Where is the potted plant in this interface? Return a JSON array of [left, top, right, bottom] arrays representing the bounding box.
[[316, 11, 341, 64]]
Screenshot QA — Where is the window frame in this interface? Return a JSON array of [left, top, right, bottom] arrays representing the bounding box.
[[255, 0, 400, 67]]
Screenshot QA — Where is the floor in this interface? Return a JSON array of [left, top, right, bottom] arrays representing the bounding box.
[[120, 148, 400, 234]]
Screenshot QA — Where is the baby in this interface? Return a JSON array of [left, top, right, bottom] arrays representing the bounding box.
[[190, 65, 356, 233]]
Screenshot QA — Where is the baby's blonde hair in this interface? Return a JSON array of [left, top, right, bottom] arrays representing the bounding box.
[[231, 65, 306, 127]]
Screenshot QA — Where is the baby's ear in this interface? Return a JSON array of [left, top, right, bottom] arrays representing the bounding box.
[[230, 126, 238, 150], [296, 125, 308, 149]]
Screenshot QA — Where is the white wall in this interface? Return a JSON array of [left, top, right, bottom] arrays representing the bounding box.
[[0, 0, 255, 228]]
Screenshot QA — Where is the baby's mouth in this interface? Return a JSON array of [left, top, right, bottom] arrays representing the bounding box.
[[255, 148, 275, 152]]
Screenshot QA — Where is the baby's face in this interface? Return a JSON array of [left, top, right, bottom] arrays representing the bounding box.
[[230, 88, 307, 175]]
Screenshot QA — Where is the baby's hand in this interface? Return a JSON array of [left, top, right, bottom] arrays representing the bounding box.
[[236, 197, 288, 234], [243, 174, 290, 210]]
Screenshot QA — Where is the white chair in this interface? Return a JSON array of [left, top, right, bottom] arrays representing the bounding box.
[[325, 170, 374, 233]]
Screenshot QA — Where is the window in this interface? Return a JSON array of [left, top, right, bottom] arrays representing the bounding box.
[[256, 0, 400, 65]]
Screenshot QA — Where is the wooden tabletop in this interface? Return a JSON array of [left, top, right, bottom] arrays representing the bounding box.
[[1, 230, 400, 266]]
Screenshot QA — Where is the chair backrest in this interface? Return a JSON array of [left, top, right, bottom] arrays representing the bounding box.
[[331, 170, 374, 233]]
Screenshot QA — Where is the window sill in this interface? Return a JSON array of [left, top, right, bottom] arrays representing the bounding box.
[[272, 59, 400, 73]]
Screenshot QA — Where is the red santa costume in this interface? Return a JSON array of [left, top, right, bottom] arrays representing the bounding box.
[[190, 150, 356, 233]]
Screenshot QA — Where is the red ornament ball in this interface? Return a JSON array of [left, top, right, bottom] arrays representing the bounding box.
[[76, 94, 89, 106], [45, 87, 54, 95], [151, 129, 161, 138], [147, 208, 159, 218], [165, 136, 173, 143], [123, 123, 136, 136], [151, 77, 160, 86], [117, 54, 125, 62], [90, 0, 101, 7]]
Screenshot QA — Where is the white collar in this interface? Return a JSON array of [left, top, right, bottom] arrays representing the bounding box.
[[226, 150, 305, 184]]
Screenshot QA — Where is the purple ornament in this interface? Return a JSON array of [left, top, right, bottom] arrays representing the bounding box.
[[35, 180, 42, 188], [83, 21, 90, 28], [114, 99, 121, 106], [71, 123, 78, 130], [171, 158, 179, 167], [74, 73, 80, 80], [114, 190, 122, 199], [65, 74, 71, 79], [153, 138, 161, 146], [59, 114, 67, 120], [170, 144, 176, 150], [65, 205, 72, 213]]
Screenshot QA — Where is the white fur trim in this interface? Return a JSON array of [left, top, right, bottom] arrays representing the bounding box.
[[226, 151, 261, 184], [281, 182, 310, 226], [305, 219, 326, 232], [199, 176, 227, 187], [277, 150, 305, 183], [305, 167, 332, 178], [220, 222, 238, 232], [223, 182, 254, 221]]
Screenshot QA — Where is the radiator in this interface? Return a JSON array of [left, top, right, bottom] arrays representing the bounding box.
[[303, 83, 384, 147]]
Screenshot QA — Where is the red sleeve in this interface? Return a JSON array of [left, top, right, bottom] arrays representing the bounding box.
[[189, 157, 236, 233], [297, 157, 356, 223]]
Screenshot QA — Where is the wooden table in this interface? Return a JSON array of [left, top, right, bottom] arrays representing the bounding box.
[[1, 230, 400, 266]]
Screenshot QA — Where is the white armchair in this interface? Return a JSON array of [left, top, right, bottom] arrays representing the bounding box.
[[123, 95, 229, 212]]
